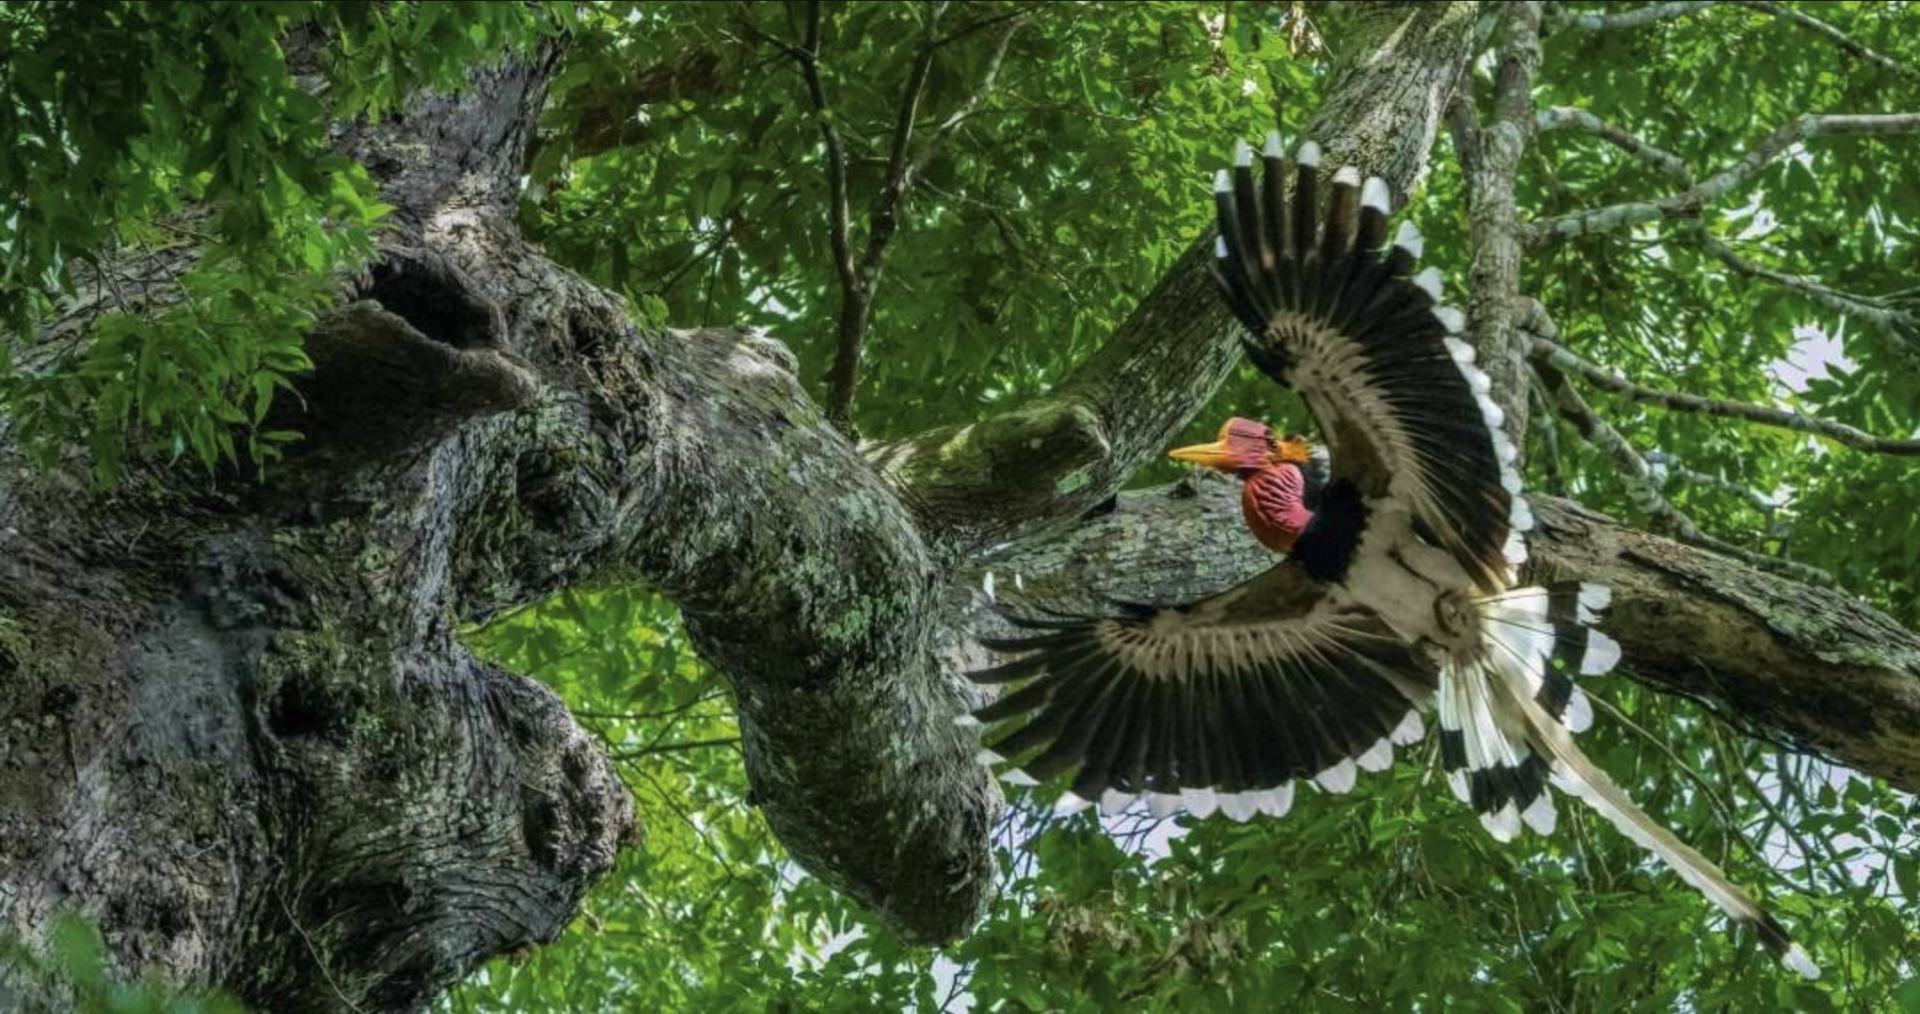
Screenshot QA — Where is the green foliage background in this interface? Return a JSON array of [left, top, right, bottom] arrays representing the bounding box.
[[4, 1, 1918, 1011]]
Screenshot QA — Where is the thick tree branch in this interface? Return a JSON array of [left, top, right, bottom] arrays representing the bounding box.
[[1546, 1, 1714, 32], [1527, 112, 1920, 247], [1530, 334, 1920, 456], [1462, 2, 1543, 438], [876, 1, 1482, 556], [979, 481, 1920, 793]]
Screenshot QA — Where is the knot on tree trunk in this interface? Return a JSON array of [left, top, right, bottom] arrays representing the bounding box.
[[271, 247, 540, 466]]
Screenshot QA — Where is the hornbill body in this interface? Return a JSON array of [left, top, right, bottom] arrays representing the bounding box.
[[964, 135, 1817, 979]]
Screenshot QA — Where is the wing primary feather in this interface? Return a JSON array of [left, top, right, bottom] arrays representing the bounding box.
[[1261, 132, 1290, 304], [1291, 143, 1319, 268], [1322, 166, 1360, 266]]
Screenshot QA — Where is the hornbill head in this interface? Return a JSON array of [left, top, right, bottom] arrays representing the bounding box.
[[1169, 417, 1330, 510], [1168, 417, 1311, 476]]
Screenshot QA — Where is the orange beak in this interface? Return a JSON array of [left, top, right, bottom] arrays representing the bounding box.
[[1167, 437, 1242, 472]]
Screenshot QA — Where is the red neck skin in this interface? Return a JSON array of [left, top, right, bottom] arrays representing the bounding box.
[[1240, 463, 1315, 553]]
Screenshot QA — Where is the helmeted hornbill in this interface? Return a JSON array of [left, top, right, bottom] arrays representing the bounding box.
[[962, 134, 1817, 979]]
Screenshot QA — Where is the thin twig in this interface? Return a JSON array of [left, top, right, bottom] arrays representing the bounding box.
[[278, 892, 370, 1014], [1529, 334, 1920, 456], [932, 2, 1043, 49], [1534, 107, 1690, 181], [1726, 0, 1912, 78], [1534, 355, 1837, 586], [1527, 112, 1920, 247], [612, 735, 741, 760], [1698, 234, 1920, 352], [570, 689, 728, 723], [1532, 107, 1920, 350], [1588, 694, 1746, 855], [822, 8, 1028, 432], [1643, 451, 1778, 513]]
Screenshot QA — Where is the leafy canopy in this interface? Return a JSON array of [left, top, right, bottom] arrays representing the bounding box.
[[0, 0, 559, 483]]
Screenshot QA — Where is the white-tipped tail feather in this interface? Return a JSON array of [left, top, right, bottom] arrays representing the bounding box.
[[1443, 582, 1820, 979]]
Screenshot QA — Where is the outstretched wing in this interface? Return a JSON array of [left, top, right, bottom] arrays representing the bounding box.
[[967, 502, 1434, 820], [1211, 135, 1527, 594]]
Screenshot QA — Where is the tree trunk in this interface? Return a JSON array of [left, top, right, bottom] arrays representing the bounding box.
[[5, 4, 1918, 1012]]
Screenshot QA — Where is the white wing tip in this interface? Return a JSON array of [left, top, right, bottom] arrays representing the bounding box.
[[1356, 738, 1395, 772], [1581, 631, 1622, 675], [1391, 710, 1426, 746], [1504, 529, 1530, 567], [1054, 792, 1095, 817], [1182, 787, 1220, 818], [1259, 783, 1297, 818], [1361, 176, 1392, 211], [1147, 792, 1182, 819], [1214, 168, 1231, 193], [1233, 138, 1253, 167], [1565, 688, 1594, 734], [1393, 221, 1424, 258], [1579, 583, 1613, 616], [974, 749, 1005, 767], [1221, 792, 1260, 822], [1314, 759, 1358, 794], [1411, 266, 1443, 300], [1521, 794, 1557, 835], [1100, 788, 1137, 815], [1434, 306, 1467, 334], [1214, 235, 1229, 259], [1264, 131, 1284, 159], [1510, 496, 1535, 533], [1296, 140, 1322, 167], [1001, 768, 1039, 787], [1482, 397, 1507, 431], [1332, 164, 1362, 187], [1481, 804, 1521, 843], [1785, 943, 1820, 980], [953, 714, 983, 730]]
